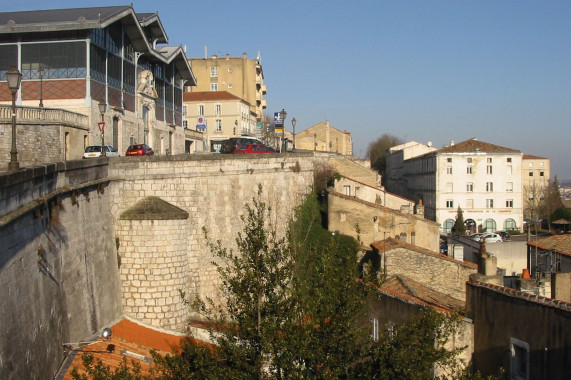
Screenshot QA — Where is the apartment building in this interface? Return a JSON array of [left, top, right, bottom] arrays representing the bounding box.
[[0, 6, 196, 159], [187, 53, 266, 121], [385, 138, 524, 234], [183, 91, 255, 152]]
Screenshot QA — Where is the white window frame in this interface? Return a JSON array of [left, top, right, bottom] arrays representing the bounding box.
[[486, 199, 494, 208], [198, 104, 204, 116], [487, 165, 493, 174], [486, 182, 494, 192], [210, 83, 218, 91], [215, 104, 221, 116], [506, 199, 514, 208], [210, 66, 218, 77], [215, 119, 222, 132], [446, 167, 453, 174], [467, 183, 473, 192], [446, 200, 454, 208], [467, 166, 473, 174]]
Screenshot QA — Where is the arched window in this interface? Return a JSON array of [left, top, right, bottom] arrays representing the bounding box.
[[399, 232, 408, 242], [465, 219, 477, 234], [504, 218, 517, 231], [443, 219, 455, 233], [484, 219, 497, 232]]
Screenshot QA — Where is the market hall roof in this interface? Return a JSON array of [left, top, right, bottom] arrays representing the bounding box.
[[0, 5, 196, 85]]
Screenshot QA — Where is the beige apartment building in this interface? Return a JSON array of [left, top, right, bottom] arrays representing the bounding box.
[[187, 53, 266, 121], [295, 121, 353, 156], [183, 91, 255, 152], [521, 154, 551, 219], [386, 138, 525, 234]]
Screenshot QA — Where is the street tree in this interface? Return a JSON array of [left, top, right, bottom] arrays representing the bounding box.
[[453, 206, 466, 236], [523, 182, 545, 224], [541, 176, 564, 231], [367, 134, 403, 181]]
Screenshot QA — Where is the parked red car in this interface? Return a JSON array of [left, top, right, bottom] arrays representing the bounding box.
[[126, 144, 154, 156], [233, 143, 276, 154]]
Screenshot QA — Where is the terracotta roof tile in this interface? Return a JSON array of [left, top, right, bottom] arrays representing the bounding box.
[[183, 91, 243, 102], [59, 319, 192, 379], [438, 138, 520, 154], [527, 234, 571, 257]]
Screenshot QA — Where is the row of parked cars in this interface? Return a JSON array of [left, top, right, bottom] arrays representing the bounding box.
[[82, 144, 155, 159], [470, 231, 510, 243], [220, 137, 276, 154]]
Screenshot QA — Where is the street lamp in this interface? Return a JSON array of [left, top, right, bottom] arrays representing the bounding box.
[[291, 117, 296, 151], [279, 109, 286, 152], [7, 66, 22, 171], [38, 66, 45, 108], [99, 103, 107, 157]]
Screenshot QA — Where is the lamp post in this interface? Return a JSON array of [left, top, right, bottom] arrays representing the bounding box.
[[279, 108, 287, 152], [291, 117, 296, 151], [38, 66, 45, 108], [99, 103, 107, 157], [7, 66, 22, 171]]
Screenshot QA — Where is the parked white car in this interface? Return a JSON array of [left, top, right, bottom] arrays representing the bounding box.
[[472, 232, 502, 243], [83, 145, 120, 158]]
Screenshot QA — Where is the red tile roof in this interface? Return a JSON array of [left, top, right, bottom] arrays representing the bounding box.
[[60, 319, 191, 379], [527, 234, 571, 257], [183, 91, 243, 102], [522, 154, 547, 159], [438, 138, 520, 154]]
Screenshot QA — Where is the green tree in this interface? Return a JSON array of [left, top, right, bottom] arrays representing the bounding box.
[[541, 176, 564, 231], [72, 188, 483, 379], [453, 206, 466, 236], [367, 134, 404, 181]]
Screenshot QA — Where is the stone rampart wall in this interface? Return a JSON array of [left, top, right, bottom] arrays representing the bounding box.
[[108, 153, 316, 310]]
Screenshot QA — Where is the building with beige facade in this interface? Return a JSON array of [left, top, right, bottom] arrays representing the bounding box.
[[521, 154, 551, 219], [183, 91, 255, 152], [386, 138, 525, 234], [187, 53, 266, 121], [295, 120, 353, 156]]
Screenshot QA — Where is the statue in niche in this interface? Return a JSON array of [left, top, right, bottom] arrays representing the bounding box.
[[138, 70, 158, 98]]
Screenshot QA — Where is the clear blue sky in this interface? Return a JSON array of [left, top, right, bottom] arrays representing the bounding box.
[[5, 1, 571, 180]]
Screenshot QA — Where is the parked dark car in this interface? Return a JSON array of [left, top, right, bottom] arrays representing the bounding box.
[[126, 144, 154, 156], [220, 137, 263, 153], [234, 143, 276, 154], [495, 231, 511, 241]]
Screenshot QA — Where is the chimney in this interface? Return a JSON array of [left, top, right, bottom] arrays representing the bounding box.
[[516, 269, 536, 292]]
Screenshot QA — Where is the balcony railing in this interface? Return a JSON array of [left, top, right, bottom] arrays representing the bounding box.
[[0, 105, 89, 128]]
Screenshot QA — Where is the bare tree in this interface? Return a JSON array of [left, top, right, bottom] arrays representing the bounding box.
[[523, 182, 545, 231]]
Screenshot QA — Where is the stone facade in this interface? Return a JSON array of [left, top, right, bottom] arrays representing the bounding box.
[[371, 239, 478, 301], [294, 120, 353, 156], [328, 191, 439, 251]]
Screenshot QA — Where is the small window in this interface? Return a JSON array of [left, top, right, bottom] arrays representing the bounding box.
[[210, 83, 218, 91], [182, 106, 187, 116], [529, 162, 533, 168], [506, 200, 513, 208], [447, 167, 453, 174], [446, 182, 453, 192], [507, 182, 513, 192], [487, 158, 492, 163], [228, 67, 233, 72], [507, 157, 512, 162], [507, 165, 512, 175], [529, 172, 534, 177], [446, 200, 454, 208], [215, 104, 221, 116], [540, 172, 544, 177], [510, 338, 529, 380], [344, 185, 351, 196], [466, 199, 474, 208], [215, 119, 222, 132], [467, 166, 473, 174], [210, 66, 218, 77], [486, 182, 494, 192], [487, 165, 493, 174], [486, 199, 494, 208], [539, 162, 544, 167], [447, 158, 452, 163], [467, 157, 472, 163], [198, 105, 204, 116], [467, 183, 473, 192], [371, 318, 379, 342], [182, 120, 188, 128]]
